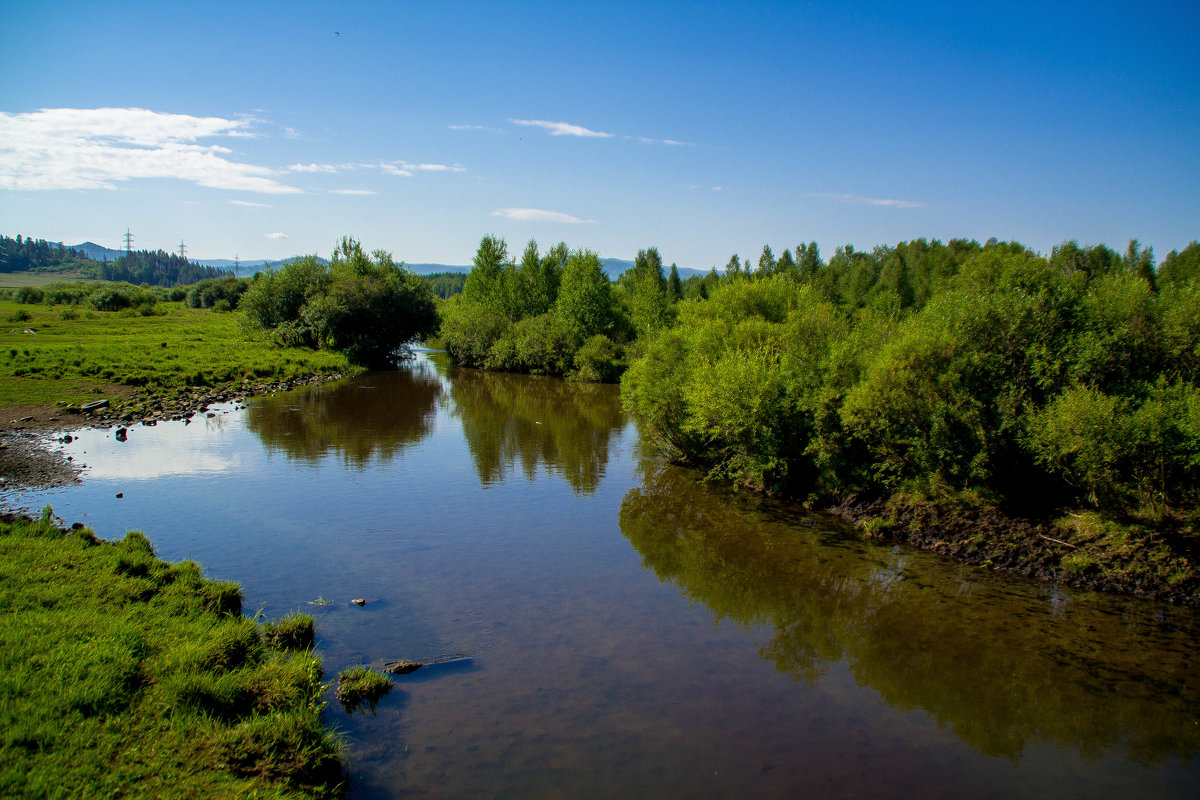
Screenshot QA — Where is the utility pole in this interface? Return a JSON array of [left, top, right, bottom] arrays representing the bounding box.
[[124, 228, 134, 255], [178, 239, 187, 260]]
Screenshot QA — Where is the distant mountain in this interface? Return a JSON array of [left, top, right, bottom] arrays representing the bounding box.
[[68, 241, 124, 261]]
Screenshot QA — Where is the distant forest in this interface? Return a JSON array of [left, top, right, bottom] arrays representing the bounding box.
[[1, 234, 231, 286], [0, 235, 93, 274]]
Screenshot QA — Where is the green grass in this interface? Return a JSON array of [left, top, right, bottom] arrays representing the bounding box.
[[334, 666, 392, 712], [0, 271, 102, 289], [0, 511, 344, 798], [0, 298, 353, 410]]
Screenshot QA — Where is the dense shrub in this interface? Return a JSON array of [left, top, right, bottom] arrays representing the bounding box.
[[14, 286, 44, 304], [241, 237, 437, 367], [622, 239, 1200, 517], [186, 276, 250, 310], [440, 237, 628, 381]]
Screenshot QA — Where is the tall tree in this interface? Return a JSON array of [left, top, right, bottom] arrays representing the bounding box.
[[668, 263, 683, 301], [757, 244, 776, 276], [463, 234, 509, 307], [556, 249, 614, 341]]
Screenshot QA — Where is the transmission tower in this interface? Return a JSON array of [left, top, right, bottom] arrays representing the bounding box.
[[124, 228, 134, 255], [178, 239, 187, 260]]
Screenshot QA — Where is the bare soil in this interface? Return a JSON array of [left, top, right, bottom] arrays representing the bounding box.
[[826, 495, 1199, 606]]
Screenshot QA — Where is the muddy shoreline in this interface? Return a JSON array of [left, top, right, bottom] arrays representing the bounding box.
[[825, 495, 1199, 606], [0, 372, 347, 493]]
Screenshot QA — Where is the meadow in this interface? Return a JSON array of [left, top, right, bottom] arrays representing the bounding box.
[[0, 297, 352, 414]]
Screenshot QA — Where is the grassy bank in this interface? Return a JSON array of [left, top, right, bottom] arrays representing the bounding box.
[[0, 510, 344, 798], [0, 297, 352, 419]]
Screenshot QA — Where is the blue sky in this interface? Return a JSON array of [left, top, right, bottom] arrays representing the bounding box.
[[2, 0, 1197, 269]]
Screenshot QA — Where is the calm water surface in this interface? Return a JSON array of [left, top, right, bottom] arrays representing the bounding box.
[[5, 353, 1198, 798]]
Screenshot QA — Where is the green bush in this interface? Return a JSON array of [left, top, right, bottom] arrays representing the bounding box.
[[14, 286, 44, 304], [242, 239, 437, 367]]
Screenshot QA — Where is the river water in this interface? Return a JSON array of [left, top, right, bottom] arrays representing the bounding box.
[[4, 352, 1198, 798]]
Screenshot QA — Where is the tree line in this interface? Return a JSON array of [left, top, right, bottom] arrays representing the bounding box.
[[622, 238, 1200, 522], [0, 235, 94, 274], [1, 234, 234, 286]]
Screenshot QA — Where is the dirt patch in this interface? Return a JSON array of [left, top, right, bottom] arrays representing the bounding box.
[[0, 431, 81, 492], [826, 495, 1199, 606]]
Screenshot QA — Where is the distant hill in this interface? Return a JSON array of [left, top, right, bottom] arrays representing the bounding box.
[[68, 241, 124, 261]]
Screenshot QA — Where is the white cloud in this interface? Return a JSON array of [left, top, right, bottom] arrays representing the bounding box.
[[449, 124, 503, 133], [229, 199, 270, 208], [492, 208, 594, 224], [330, 188, 376, 195], [265, 232, 288, 239], [625, 135, 693, 146], [0, 107, 300, 194], [413, 162, 465, 172], [806, 192, 925, 209], [375, 160, 465, 176], [510, 119, 613, 138], [288, 162, 340, 173], [378, 163, 413, 177]]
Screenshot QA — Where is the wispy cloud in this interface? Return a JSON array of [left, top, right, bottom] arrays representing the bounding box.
[[288, 162, 340, 173], [625, 135, 693, 146], [412, 162, 465, 172], [229, 199, 270, 208], [292, 160, 465, 178], [492, 208, 594, 224], [330, 188, 376, 195], [449, 123, 503, 133], [510, 119, 613, 138], [0, 107, 300, 194], [265, 232, 288, 240], [807, 192, 925, 209]]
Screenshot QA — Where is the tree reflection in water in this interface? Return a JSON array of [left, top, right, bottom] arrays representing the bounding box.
[[244, 359, 442, 469], [620, 459, 1200, 764], [445, 365, 626, 494]]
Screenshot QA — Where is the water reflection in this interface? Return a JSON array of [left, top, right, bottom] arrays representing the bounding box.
[[444, 365, 626, 494], [620, 460, 1200, 764], [244, 361, 441, 468]]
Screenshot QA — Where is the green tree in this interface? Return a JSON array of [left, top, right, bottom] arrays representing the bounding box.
[[556, 249, 615, 342], [242, 237, 437, 367], [1158, 242, 1200, 290], [668, 263, 683, 301], [757, 245, 776, 276], [462, 234, 510, 308]]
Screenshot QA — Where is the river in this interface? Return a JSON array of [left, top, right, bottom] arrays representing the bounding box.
[[4, 352, 1198, 798]]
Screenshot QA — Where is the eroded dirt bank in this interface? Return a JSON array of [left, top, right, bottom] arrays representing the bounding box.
[[826, 495, 1199, 606]]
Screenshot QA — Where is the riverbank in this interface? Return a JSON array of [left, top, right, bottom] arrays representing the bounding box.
[[827, 493, 1200, 606], [0, 510, 344, 797], [1, 298, 355, 433]]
